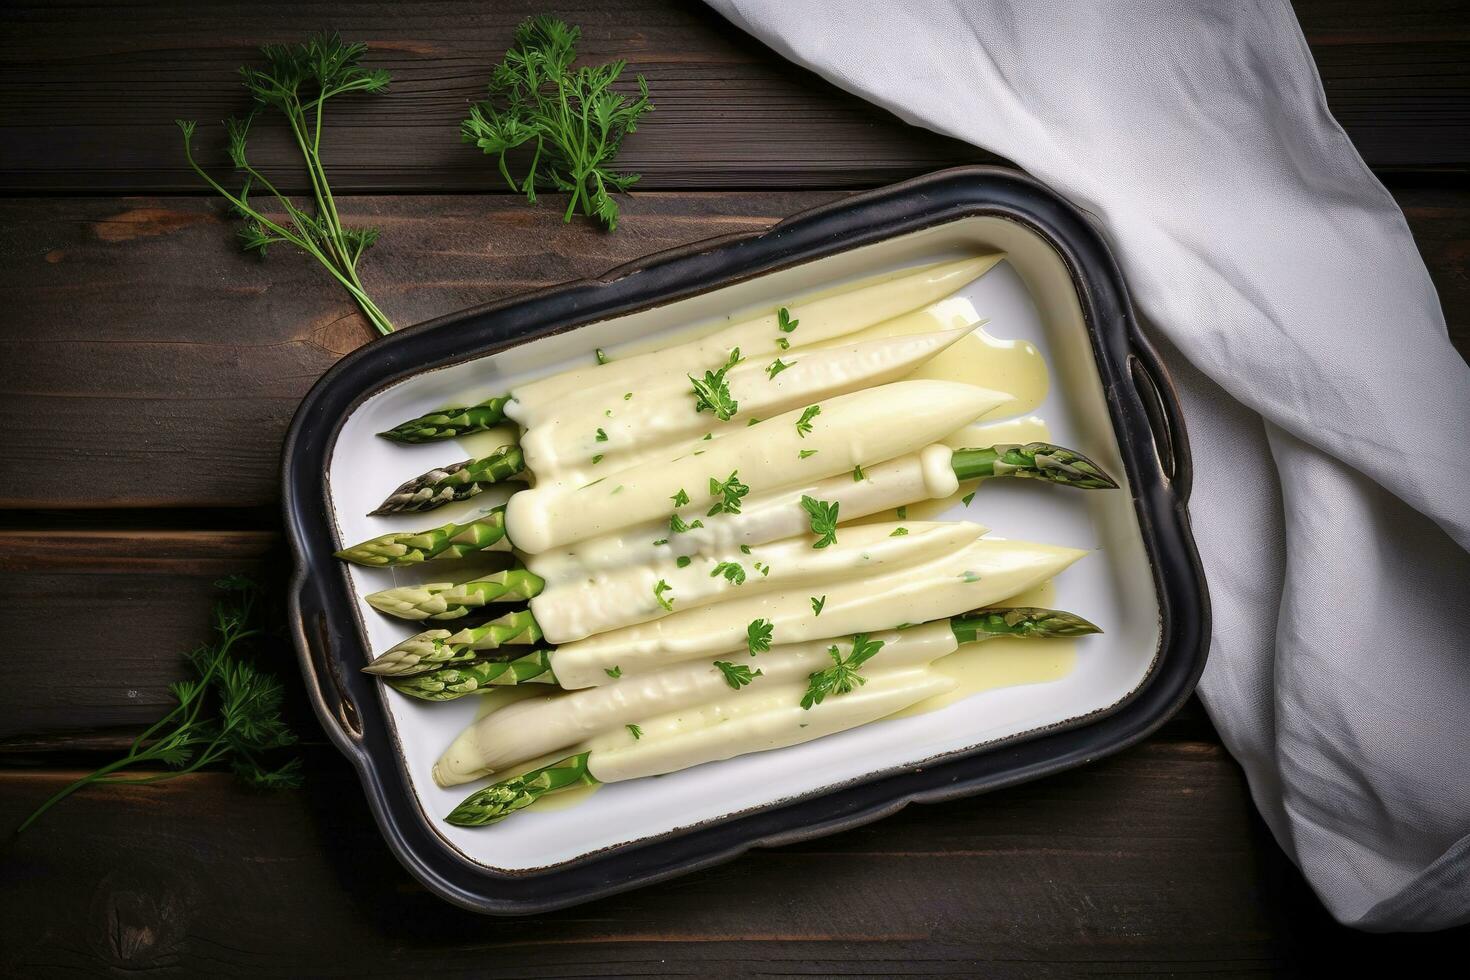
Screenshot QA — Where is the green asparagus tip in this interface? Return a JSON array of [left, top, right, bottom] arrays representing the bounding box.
[[950, 606, 1102, 645], [377, 395, 512, 444], [446, 752, 597, 826], [369, 446, 526, 516], [950, 443, 1119, 490]]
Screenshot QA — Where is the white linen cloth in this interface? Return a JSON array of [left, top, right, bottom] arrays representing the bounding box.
[[704, 0, 1470, 930]]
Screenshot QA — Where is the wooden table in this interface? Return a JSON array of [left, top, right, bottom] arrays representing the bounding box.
[[2, 1, 1466, 973]]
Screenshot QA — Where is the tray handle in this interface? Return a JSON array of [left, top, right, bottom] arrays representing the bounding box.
[[290, 572, 364, 744], [1125, 334, 1193, 503]]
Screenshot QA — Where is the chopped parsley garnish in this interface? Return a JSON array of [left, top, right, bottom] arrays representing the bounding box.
[[960, 570, 982, 583], [777, 306, 799, 333], [623, 391, 633, 400], [702, 432, 713, 441], [852, 464, 865, 482], [775, 336, 791, 351], [707, 470, 749, 516], [811, 595, 827, 616], [746, 618, 774, 654], [890, 527, 909, 536], [766, 358, 793, 379], [652, 538, 669, 546], [626, 724, 642, 740], [653, 579, 675, 611], [798, 449, 818, 459], [710, 561, 747, 585], [896, 505, 908, 519], [595, 348, 609, 365], [676, 555, 692, 568], [604, 408, 612, 417], [591, 454, 604, 464], [746, 417, 762, 426], [714, 660, 763, 690], [795, 404, 821, 438], [689, 348, 741, 421], [800, 494, 839, 549], [669, 514, 705, 534], [671, 488, 690, 507], [753, 561, 770, 576], [739, 544, 752, 555], [801, 634, 885, 709], [605, 665, 622, 679], [962, 491, 976, 506], [595, 427, 608, 442]]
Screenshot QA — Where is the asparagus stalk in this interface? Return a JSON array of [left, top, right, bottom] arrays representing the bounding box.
[[334, 507, 512, 566], [370, 445, 524, 515], [447, 752, 597, 826], [375, 606, 1098, 700], [378, 395, 512, 444], [386, 649, 557, 699], [951, 443, 1116, 489], [364, 610, 544, 676], [364, 567, 545, 621]]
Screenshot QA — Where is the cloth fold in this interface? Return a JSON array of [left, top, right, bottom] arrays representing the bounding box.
[[704, 0, 1470, 930]]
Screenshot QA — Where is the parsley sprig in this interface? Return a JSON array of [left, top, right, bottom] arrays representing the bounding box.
[[16, 576, 301, 834], [796, 404, 821, 438], [708, 470, 750, 515], [462, 17, 653, 230], [747, 618, 774, 654], [690, 348, 742, 421], [176, 34, 394, 335], [800, 494, 840, 549], [801, 634, 886, 709], [714, 660, 763, 690]]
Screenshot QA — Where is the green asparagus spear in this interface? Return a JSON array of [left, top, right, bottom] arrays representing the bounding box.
[[364, 610, 545, 676], [365, 567, 545, 621], [378, 396, 513, 444], [370, 445, 526, 515], [335, 507, 512, 566], [950, 443, 1117, 489], [949, 606, 1101, 644], [447, 752, 598, 826], [387, 649, 557, 700]]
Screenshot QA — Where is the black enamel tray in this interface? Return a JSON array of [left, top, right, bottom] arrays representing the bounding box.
[[281, 166, 1209, 914]]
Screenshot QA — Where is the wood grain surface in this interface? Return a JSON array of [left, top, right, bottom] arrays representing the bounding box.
[[1, 0, 1467, 973]]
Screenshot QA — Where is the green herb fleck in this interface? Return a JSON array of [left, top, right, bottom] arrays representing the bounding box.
[[746, 618, 774, 654], [676, 555, 692, 568], [714, 660, 763, 690], [624, 391, 633, 400], [796, 404, 821, 438], [671, 488, 690, 507], [962, 491, 976, 506], [710, 561, 747, 585], [766, 358, 793, 379], [890, 527, 909, 537], [960, 570, 982, 583], [798, 449, 818, 460], [739, 544, 752, 555], [653, 579, 675, 611], [801, 634, 885, 709], [626, 724, 642, 740], [852, 464, 865, 481], [670, 513, 705, 534], [777, 306, 799, 333], [652, 538, 669, 546], [775, 337, 791, 351], [746, 417, 762, 426], [592, 454, 604, 465], [707, 470, 750, 516], [689, 348, 741, 421], [605, 665, 623, 679], [896, 505, 908, 519], [800, 495, 840, 549], [811, 595, 827, 616], [595, 348, 609, 365], [595, 427, 608, 442]]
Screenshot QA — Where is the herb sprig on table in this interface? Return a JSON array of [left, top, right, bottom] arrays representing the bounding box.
[[176, 33, 395, 335], [15, 576, 301, 835], [463, 16, 653, 230]]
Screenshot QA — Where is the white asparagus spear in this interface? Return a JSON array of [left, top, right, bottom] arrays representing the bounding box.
[[433, 621, 957, 785], [525, 444, 962, 588], [506, 254, 1003, 425], [549, 537, 1087, 689], [520, 325, 979, 478], [531, 521, 983, 644], [505, 379, 1005, 553]]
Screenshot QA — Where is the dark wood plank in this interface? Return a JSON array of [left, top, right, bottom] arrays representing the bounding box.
[[3, 187, 1466, 512], [0, 739, 1399, 977], [1, 0, 1466, 195]]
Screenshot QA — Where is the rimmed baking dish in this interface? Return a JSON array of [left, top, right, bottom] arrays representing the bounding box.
[[282, 166, 1208, 914]]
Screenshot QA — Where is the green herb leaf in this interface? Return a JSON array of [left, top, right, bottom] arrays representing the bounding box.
[[739, 544, 752, 555], [800, 495, 840, 549], [798, 449, 818, 459], [962, 491, 976, 506], [596, 348, 610, 364], [852, 464, 865, 482], [605, 665, 623, 679], [714, 660, 763, 690], [795, 404, 821, 438], [746, 618, 774, 654], [896, 505, 908, 519], [653, 579, 675, 611], [775, 337, 791, 351], [890, 527, 909, 536], [669, 513, 705, 534], [801, 634, 885, 710], [676, 555, 692, 568], [591, 453, 604, 465], [707, 470, 750, 516], [766, 358, 793, 379], [811, 595, 827, 616], [777, 307, 799, 333], [626, 723, 642, 739], [710, 561, 747, 585], [671, 488, 690, 507], [462, 17, 654, 231], [595, 427, 608, 442], [689, 348, 741, 421]]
